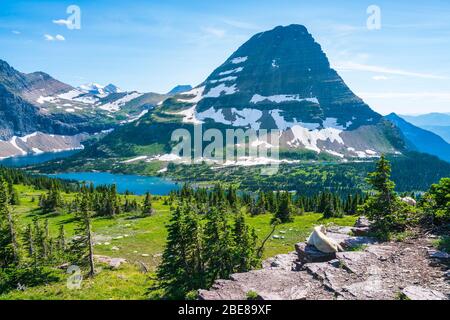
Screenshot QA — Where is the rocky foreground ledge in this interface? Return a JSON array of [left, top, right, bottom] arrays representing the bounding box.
[[199, 219, 449, 300]]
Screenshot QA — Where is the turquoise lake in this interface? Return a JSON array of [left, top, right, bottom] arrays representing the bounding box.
[[0, 150, 80, 167], [48, 172, 180, 195]]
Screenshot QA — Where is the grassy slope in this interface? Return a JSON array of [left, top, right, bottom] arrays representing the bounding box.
[[1, 184, 356, 300]]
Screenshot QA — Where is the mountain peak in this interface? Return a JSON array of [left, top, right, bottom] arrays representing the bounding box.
[[167, 85, 193, 95], [166, 23, 380, 132]]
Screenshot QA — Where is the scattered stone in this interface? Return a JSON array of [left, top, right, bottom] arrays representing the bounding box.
[[354, 216, 371, 228], [402, 286, 447, 300], [111, 246, 120, 251], [113, 236, 124, 240], [141, 254, 150, 257], [351, 227, 371, 236], [104, 242, 111, 245], [427, 249, 450, 262], [94, 255, 127, 269], [273, 235, 280, 239]]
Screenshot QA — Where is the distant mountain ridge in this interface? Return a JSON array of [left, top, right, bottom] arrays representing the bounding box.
[[167, 85, 193, 95], [0, 59, 167, 158], [400, 113, 450, 144], [385, 113, 450, 163]]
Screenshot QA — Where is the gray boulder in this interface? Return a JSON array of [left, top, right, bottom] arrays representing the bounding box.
[[402, 286, 447, 300]]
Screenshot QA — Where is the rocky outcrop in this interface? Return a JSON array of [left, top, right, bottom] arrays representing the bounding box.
[[199, 220, 449, 300], [0, 132, 87, 159]]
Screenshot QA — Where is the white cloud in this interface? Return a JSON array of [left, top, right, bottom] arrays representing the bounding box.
[[53, 19, 71, 27], [334, 61, 448, 80], [203, 27, 226, 38], [44, 34, 65, 41], [372, 75, 389, 81], [359, 92, 450, 100], [12, 30, 21, 35], [222, 19, 259, 30]]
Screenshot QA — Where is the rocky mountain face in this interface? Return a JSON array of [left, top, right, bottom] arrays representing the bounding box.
[[95, 25, 403, 161], [385, 113, 450, 163], [0, 59, 167, 158]]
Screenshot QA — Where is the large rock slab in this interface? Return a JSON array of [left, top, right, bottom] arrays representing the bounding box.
[[262, 252, 299, 271], [326, 232, 377, 250], [199, 268, 329, 300], [295, 242, 336, 263], [402, 286, 447, 300]]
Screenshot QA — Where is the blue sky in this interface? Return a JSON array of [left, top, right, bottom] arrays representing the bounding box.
[[1, 0, 450, 115]]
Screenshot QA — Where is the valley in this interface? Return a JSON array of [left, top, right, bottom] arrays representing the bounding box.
[[0, 19, 449, 303]]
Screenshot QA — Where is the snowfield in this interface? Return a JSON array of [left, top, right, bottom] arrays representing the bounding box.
[[98, 92, 143, 112], [219, 67, 243, 76], [231, 56, 248, 64], [204, 83, 238, 98], [289, 125, 344, 153], [250, 94, 319, 104]]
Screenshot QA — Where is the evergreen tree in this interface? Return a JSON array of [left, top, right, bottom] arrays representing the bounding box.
[[0, 179, 21, 267], [72, 190, 95, 277], [232, 212, 259, 272], [203, 207, 234, 286], [142, 192, 153, 216], [358, 155, 407, 235], [157, 202, 204, 298], [273, 192, 293, 223], [57, 225, 66, 253]]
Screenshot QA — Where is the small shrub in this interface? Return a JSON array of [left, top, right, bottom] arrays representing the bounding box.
[[246, 290, 259, 300]]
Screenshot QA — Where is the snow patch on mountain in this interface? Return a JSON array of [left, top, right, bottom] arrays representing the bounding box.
[[175, 106, 203, 125], [250, 94, 319, 105], [197, 107, 231, 124], [210, 76, 238, 84], [231, 56, 248, 64], [177, 86, 205, 104], [98, 92, 143, 112], [10, 136, 27, 155], [204, 83, 237, 98], [219, 67, 243, 76], [231, 108, 263, 130], [36, 96, 57, 104], [289, 125, 344, 153]]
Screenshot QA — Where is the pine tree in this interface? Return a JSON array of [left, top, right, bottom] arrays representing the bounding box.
[[57, 225, 66, 254], [203, 207, 234, 285], [23, 223, 35, 262], [358, 155, 405, 235], [232, 212, 259, 272], [273, 192, 293, 223], [72, 190, 95, 277], [142, 192, 153, 216], [157, 202, 204, 298], [0, 178, 21, 267]]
